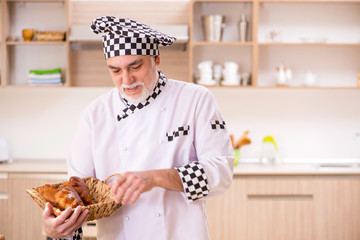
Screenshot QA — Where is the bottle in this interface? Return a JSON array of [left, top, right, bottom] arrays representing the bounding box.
[[239, 14, 247, 42], [260, 136, 278, 165], [276, 64, 286, 85]]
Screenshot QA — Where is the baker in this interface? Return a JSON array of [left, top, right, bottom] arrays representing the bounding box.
[[43, 16, 234, 240]]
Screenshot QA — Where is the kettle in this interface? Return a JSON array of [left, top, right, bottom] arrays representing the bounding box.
[[260, 136, 281, 165], [0, 138, 10, 163]]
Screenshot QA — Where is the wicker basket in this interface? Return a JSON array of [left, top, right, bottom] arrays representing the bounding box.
[[36, 31, 65, 41], [26, 174, 122, 221]]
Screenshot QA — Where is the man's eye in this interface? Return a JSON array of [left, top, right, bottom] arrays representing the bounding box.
[[113, 70, 120, 74], [132, 65, 141, 70]]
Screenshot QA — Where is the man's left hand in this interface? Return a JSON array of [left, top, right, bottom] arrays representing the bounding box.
[[108, 171, 155, 205]]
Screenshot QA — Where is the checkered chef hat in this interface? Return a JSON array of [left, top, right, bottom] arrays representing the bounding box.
[[90, 16, 176, 59]]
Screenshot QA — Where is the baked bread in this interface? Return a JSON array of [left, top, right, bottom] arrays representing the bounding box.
[[37, 176, 93, 210], [54, 186, 84, 209], [62, 176, 93, 205], [37, 184, 62, 208]]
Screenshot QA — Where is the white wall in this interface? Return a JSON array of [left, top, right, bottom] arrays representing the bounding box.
[[0, 87, 359, 161]]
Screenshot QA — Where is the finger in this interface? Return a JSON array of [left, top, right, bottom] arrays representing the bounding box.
[[77, 209, 90, 226], [121, 178, 143, 205], [112, 175, 136, 203], [43, 202, 54, 219], [54, 207, 73, 225], [110, 176, 126, 195], [64, 206, 82, 224], [129, 184, 146, 204], [62, 206, 87, 235], [129, 190, 141, 204]]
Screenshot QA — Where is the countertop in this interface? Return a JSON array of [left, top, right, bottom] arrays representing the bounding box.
[[0, 160, 67, 174], [1, 160, 360, 176], [234, 163, 360, 176]]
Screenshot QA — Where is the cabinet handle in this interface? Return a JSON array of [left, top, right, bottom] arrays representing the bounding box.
[[247, 194, 313, 200], [0, 173, 8, 179], [0, 193, 8, 199]]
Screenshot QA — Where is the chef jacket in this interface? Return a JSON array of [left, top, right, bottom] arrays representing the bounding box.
[[66, 72, 234, 240]]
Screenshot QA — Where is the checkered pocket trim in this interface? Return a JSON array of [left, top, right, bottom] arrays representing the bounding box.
[[210, 120, 226, 130], [176, 162, 209, 202], [166, 125, 190, 142]]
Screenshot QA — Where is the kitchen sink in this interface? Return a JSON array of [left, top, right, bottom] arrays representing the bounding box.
[[317, 163, 360, 169]]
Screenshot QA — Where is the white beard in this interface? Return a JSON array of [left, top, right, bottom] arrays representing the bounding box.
[[120, 81, 153, 104]]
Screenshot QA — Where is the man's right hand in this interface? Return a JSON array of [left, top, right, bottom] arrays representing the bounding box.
[[43, 202, 89, 239]]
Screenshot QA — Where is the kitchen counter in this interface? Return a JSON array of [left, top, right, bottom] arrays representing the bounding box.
[[1, 160, 360, 176], [0, 160, 67, 174], [234, 163, 360, 176]]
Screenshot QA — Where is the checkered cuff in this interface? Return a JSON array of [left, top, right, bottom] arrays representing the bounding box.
[[55, 227, 83, 240], [176, 162, 210, 203]]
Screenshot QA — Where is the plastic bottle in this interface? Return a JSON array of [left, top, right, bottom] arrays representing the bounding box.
[[239, 14, 247, 42]]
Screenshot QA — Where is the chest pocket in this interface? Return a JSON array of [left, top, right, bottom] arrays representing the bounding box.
[[166, 125, 190, 142]]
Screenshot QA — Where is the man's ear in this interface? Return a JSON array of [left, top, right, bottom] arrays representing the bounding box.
[[154, 56, 161, 66]]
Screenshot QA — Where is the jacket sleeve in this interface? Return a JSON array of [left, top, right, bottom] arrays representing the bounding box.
[[176, 88, 234, 203], [67, 109, 96, 178]]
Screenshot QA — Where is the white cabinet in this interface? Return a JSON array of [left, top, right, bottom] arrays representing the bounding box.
[[189, 0, 360, 89], [1, 0, 69, 87], [190, 1, 255, 86], [257, 2, 360, 88]]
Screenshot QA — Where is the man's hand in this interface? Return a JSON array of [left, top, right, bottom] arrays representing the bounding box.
[[43, 202, 89, 239], [109, 169, 183, 205]]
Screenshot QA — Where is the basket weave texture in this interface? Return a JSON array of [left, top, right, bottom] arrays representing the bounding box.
[[26, 175, 122, 221], [36, 31, 65, 41]]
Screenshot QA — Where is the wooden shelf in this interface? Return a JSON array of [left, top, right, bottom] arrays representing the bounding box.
[[199, 85, 360, 90], [259, 0, 360, 3], [192, 41, 254, 46], [259, 42, 360, 47], [6, 41, 67, 46], [6, 0, 65, 2], [4, 84, 65, 88], [190, 0, 360, 89], [194, 0, 253, 2]]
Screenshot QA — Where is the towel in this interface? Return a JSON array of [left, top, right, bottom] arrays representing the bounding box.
[[28, 68, 62, 85]]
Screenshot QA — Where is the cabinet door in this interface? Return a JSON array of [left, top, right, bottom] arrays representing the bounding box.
[[313, 177, 360, 240], [8, 173, 67, 240], [206, 177, 247, 240], [245, 177, 314, 240], [0, 174, 8, 239], [0, 199, 8, 238]]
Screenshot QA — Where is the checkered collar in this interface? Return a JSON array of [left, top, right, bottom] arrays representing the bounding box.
[[117, 71, 167, 122]]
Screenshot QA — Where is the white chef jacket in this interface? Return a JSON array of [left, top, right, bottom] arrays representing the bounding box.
[[67, 74, 234, 240]]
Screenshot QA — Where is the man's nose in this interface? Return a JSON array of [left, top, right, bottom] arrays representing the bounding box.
[[122, 71, 134, 85]]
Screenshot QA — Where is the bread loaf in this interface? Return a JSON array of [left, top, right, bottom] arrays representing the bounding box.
[[62, 176, 93, 205], [37, 176, 93, 210]]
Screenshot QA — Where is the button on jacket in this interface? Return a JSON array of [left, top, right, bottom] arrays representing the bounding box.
[[67, 76, 234, 240]]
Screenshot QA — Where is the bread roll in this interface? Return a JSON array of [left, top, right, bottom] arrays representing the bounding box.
[[37, 184, 61, 208], [62, 176, 92, 205], [37, 176, 92, 210], [54, 186, 84, 209]]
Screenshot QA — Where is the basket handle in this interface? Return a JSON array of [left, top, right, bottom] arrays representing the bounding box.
[[103, 173, 121, 183]]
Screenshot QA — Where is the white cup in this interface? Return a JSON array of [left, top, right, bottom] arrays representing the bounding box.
[[304, 71, 318, 87]]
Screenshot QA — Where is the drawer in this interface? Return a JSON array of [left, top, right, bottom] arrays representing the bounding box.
[[246, 176, 314, 196]]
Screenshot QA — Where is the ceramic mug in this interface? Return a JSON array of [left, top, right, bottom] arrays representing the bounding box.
[[305, 71, 318, 87], [22, 29, 35, 41]]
